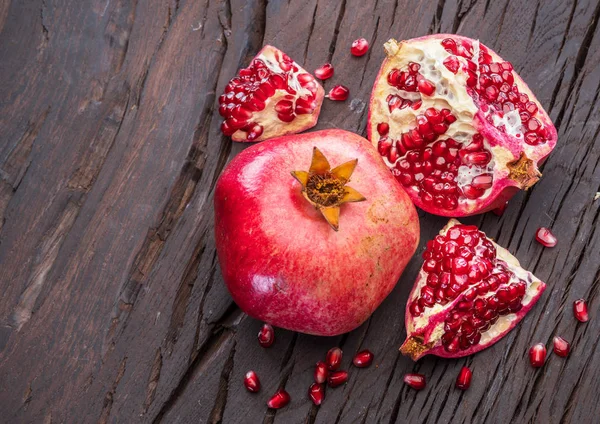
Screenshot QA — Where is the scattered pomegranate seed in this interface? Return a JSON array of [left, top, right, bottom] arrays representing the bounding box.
[[553, 336, 570, 357], [257, 323, 275, 347], [352, 350, 374, 368], [327, 370, 349, 387], [351, 38, 369, 56], [404, 373, 426, 390], [267, 388, 290, 409], [455, 366, 472, 390], [314, 63, 334, 80], [314, 361, 328, 384], [326, 347, 343, 370], [529, 343, 547, 367], [535, 227, 557, 247], [492, 201, 508, 216], [573, 299, 589, 322], [244, 370, 261, 392], [327, 85, 349, 101], [308, 383, 325, 405]]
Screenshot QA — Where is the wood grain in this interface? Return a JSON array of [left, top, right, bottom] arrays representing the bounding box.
[[0, 0, 599, 423]]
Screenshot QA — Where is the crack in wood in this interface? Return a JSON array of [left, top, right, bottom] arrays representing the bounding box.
[[327, 0, 347, 63], [98, 356, 127, 424], [527, 0, 541, 48], [142, 348, 163, 415], [207, 341, 236, 423]]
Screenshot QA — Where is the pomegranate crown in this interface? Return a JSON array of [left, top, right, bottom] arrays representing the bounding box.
[[291, 147, 366, 231]]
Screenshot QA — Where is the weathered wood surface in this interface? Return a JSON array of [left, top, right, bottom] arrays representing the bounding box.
[[0, 0, 599, 422]]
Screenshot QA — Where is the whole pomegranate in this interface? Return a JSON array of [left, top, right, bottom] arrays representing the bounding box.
[[368, 35, 557, 216], [401, 219, 545, 360], [219, 45, 324, 142], [214, 130, 419, 335]]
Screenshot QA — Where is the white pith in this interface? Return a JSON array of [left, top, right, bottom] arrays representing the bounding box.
[[408, 219, 544, 347], [232, 47, 321, 142]]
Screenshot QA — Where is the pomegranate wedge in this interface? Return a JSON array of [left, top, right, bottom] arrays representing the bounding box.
[[368, 35, 557, 216], [401, 219, 546, 360]]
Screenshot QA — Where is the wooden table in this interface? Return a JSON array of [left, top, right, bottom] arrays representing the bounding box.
[[1, 0, 599, 422]]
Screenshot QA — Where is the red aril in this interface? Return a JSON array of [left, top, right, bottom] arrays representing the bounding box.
[[529, 343, 546, 367], [315, 63, 334, 80], [326, 347, 343, 370], [328, 85, 350, 101], [215, 130, 419, 335], [455, 366, 472, 390], [244, 370, 261, 392], [314, 361, 328, 384], [258, 323, 275, 347], [328, 370, 349, 387], [352, 350, 374, 368], [368, 36, 557, 216], [351, 38, 369, 57], [535, 227, 557, 247], [401, 219, 546, 360], [404, 373, 426, 390], [553, 336, 570, 357], [267, 389, 291, 409], [573, 299, 589, 322], [219, 45, 324, 142], [309, 383, 325, 405]]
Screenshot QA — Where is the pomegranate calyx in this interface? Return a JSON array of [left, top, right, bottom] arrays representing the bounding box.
[[507, 152, 542, 190], [399, 335, 432, 361], [291, 147, 366, 231]]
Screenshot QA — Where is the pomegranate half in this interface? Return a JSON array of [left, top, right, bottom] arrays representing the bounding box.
[[401, 219, 545, 360], [214, 129, 419, 335], [368, 35, 557, 216], [219, 45, 324, 142]]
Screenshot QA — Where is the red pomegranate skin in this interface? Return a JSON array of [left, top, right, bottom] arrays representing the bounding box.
[[215, 129, 420, 336]]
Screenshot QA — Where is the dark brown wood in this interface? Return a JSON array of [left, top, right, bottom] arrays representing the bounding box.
[[1, 0, 599, 422]]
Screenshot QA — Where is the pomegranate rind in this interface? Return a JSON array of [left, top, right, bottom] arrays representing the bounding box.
[[228, 45, 324, 143], [401, 219, 546, 360], [215, 129, 420, 336], [368, 35, 557, 216]]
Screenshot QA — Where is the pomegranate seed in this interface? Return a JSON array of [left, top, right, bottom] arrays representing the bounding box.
[[492, 201, 508, 216], [258, 323, 275, 347], [326, 347, 343, 370], [455, 366, 472, 390], [351, 38, 369, 56], [573, 299, 589, 322], [443, 56, 460, 74], [308, 383, 325, 405], [418, 79, 436, 96], [328, 370, 349, 387], [314, 361, 328, 384], [403, 373, 426, 390], [267, 389, 290, 409], [352, 350, 374, 368], [314, 63, 334, 80], [553, 336, 570, 357], [529, 343, 547, 367], [377, 122, 389, 136], [244, 370, 261, 392], [327, 85, 349, 101], [535, 227, 557, 247]]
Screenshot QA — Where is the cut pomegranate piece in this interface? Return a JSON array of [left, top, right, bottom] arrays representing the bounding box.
[[326, 347, 343, 370], [328, 370, 349, 387], [219, 45, 324, 142], [535, 227, 557, 247], [314, 63, 334, 80], [368, 36, 557, 216], [352, 350, 374, 368], [244, 370, 261, 392], [492, 201, 508, 216], [553, 336, 570, 357], [328, 85, 350, 101], [455, 366, 472, 390], [351, 38, 369, 56], [267, 389, 290, 408], [258, 323, 275, 347], [573, 299, 589, 322], [529, 343, 546, 367], [404, 373, 426, 390], [401, 219, 546, 360], [309, 383, 325, 405], [314, 361, 328, 384]]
